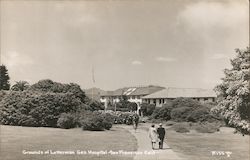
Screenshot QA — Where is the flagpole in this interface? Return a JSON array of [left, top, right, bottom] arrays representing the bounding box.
[[92, 65, 95, 101]]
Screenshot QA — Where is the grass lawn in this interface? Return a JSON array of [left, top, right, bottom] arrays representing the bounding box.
[[165, 127, 249, 160], [0, 125, 137, 160]]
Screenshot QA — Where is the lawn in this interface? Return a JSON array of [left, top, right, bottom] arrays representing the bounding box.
[[0, 125, 137, 160], [165, 127, 249, 160]]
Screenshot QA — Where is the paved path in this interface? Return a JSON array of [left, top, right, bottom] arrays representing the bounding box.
[[121, 124, 185, 160]]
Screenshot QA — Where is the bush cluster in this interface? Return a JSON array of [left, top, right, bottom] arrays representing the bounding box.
[[0, 80, 107, 129], [80, 111, 112, 131], [150, 98, 221, 123], [56, 110, 135, 130], [99, 110, 136, 125], [107, 102, 137, 112], [0, 91, 82, 127]]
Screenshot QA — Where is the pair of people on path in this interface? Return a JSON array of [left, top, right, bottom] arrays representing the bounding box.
[[149, 123, 165, 149]]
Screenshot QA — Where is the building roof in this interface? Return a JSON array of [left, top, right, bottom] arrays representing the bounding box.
[[142, 87, 216, 99], [101, 85, 165, 96]]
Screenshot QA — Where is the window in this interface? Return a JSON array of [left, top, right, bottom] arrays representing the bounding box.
[[153, 99, 156, 104], [162, 99, 165, 104], [159, 99, 162, 104], [204, 98, 208, 101], [132, 96, 135, 99]]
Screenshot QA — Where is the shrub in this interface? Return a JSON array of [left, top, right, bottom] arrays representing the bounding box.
[[171, 97, 202, 109], [170, 107, 192, 122], [98, 110, 136, 125], [187, 107, 210, 122], [150, 100, 175, 121], [116, 107, 130, 112], [150, 105, 172, 121], [80, 111, 113, 131], [116, 112, 134, 125], [107, 103, 130, 112], [140, 103, 156, 116], [128, 102, 138, 112], [150, 98, 220, 124], [57, 113, 77, 129]]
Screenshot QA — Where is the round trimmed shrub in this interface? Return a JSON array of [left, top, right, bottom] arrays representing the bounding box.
[[57, 113, 77, 129], [81, 112, 112, 131]]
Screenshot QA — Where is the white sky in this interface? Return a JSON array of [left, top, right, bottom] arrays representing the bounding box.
[[0, 0, 249, 90]]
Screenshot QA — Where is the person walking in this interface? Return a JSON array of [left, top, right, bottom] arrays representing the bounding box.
[[157, 123, 166, 149], [133, 114, 139, 132], [149, 124, 159, 149]]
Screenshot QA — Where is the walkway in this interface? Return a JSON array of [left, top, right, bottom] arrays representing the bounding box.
[[121, 124, 185, 160]]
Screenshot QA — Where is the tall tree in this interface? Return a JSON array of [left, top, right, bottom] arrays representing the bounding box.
[[213, 47, 250, 134], [11, 81, 30, 91], [0, 65, 10, 90]]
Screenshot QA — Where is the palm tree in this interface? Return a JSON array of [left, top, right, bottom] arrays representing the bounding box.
[[11, 81, 30, 91]]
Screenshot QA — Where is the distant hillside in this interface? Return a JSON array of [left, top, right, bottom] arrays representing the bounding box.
[[84, 87, 106, 101]]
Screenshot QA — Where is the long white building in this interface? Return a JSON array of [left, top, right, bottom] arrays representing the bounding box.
[[142, 87, 216, 107], [100, 85, 165, 105]]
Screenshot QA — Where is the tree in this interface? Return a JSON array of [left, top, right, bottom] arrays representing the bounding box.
[[213, 47, 250, 134], [11, 81, 30, 91], [128, 102, 138, 112], [0, 65, 10, 90], [29, 79, 86, 103]]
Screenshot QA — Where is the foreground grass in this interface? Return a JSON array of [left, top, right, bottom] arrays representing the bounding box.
[[0, 125, 137, 160], [166, 127, 249, 160]]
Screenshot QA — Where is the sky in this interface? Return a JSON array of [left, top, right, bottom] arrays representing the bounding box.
[[0, 0, 249, 91]]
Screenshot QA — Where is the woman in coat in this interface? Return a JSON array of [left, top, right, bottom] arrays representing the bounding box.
[[149, 124, 159, 149]]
